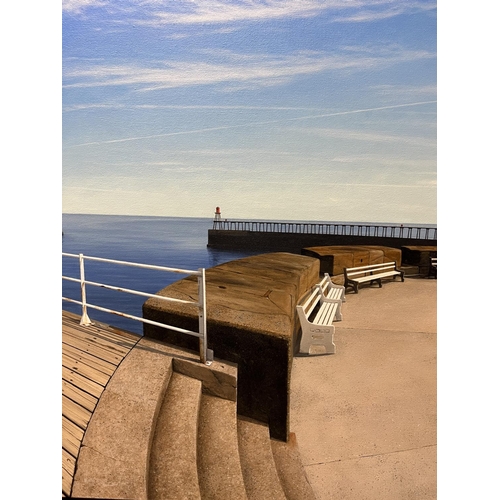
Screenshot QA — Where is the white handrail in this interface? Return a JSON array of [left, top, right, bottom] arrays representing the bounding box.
[[62, 252, 213, 365]]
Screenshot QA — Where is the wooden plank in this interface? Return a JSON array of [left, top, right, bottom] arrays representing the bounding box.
[[63, 380, 98, 412], [63, 332, 125, 365], [62, 448, 75, 496], [63, 342, 117, 376], [62, 365, 105, 399], [62, 416, 83, 458], [62, 319, 140, 349], [62, 323, 131, 356], [62, 313, 140, 346], [62, 318, 134, 350], [62, 352, 111, 387], [63, 415, 85, 445], [63, 394, 92, 429], [63, 310, 140, 342]]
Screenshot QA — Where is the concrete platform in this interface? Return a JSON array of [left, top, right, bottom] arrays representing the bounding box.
[[290, 277, 437, 499]]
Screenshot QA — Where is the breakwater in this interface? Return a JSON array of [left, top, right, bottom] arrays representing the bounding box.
[[207, 221, 437, 253]]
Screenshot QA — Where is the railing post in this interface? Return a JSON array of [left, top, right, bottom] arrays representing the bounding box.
[[79, 253, 92, 326], [197, 268, 213, 365]]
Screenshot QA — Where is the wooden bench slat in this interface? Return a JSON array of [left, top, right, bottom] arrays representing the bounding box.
[[350, 270, 400, 283], [346, 262, 395, 272]]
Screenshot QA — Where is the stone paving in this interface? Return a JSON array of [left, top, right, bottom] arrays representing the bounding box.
[[290, 277, 437, 500]]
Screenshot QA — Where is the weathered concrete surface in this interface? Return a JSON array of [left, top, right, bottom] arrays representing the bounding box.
[[302, 245, 402, 277], [290, 277, 437, 500], [72, 339, 174, 500], [143, 252, 320, 441]]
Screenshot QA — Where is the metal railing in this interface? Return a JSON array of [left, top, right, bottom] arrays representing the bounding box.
[[62, 253, 213, 365], [212, 220, 437, 240]]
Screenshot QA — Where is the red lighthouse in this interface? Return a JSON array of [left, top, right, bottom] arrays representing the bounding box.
[[213, 207, 222, 229]]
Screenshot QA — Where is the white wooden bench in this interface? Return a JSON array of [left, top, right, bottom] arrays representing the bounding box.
[[343, 261, 404, 293], [296, 275, 345, 355]]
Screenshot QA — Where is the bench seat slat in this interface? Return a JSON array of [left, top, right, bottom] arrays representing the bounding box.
[[316, 302, 338, 326], [350, 270, 401, 283]]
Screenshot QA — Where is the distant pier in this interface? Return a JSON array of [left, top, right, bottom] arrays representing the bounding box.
[[208, 219, 437, 253]]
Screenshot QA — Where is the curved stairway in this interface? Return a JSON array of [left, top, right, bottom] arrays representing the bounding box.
[[69, 336, 316, 499]]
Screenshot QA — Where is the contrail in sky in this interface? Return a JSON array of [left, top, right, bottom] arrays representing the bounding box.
[[65, 100, 436, 148]]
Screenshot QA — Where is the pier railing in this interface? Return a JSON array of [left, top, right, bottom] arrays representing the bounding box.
[[212, 220, 437, 240], [62, 253, 213, 365]]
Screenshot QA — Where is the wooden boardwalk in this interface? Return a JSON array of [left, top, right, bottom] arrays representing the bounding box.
[[62, 310, 141, 497]]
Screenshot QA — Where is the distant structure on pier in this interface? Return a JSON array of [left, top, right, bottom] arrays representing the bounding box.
[[213, 206, 222, 229]]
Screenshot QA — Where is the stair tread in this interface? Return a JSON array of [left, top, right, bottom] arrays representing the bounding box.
[[237, 417, 287, 500], [197, 394, 248, 500], [71, 344, 174, 500], [271, 433, 317, 500], [149, 371, 203, 500]]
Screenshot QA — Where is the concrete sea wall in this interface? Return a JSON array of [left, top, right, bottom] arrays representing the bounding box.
[[207, 229, 436, 253]]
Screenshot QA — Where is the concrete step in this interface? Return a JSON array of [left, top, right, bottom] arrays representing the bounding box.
[[71, 343, 174, 500], [197, 394, 248, 500], [148, 371, 203, 500], [237, 417, 287, 500], [271, 433, 317, 500]]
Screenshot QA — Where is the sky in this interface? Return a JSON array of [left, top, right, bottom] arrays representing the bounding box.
[[62, 0, 437, 224]]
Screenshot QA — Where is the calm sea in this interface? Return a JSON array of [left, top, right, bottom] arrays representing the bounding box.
[[62, 214, 262, 334], [62, 213, 436, 335]]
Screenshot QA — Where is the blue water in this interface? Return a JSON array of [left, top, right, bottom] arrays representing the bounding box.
[[62, 214, 261, 334], [62, 214, 437, 335]]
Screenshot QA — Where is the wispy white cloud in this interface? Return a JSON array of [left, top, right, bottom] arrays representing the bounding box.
[[63, 46, 434, 92], [301, 126, 436, 148], [62, 0, 108, 15], [62, 1, 437, 26], [62, 103, 340, 113]]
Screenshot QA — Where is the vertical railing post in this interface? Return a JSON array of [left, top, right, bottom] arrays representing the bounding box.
[[79, 253, 92, 326], [198, 268, 212, 365]]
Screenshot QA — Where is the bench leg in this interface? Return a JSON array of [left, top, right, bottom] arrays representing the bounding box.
[[299, 327, 336, 355]]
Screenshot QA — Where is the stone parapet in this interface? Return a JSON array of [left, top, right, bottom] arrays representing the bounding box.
[[142, 252, 320, 442], [301, 245, 402, 277]]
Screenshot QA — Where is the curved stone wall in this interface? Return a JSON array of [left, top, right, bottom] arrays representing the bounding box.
[[301, 245, 402, 277], [142, 252, 320, 442]]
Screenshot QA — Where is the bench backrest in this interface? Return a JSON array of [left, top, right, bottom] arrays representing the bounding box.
[[345, 261, 396, 278], [298, 280, 325, 319]]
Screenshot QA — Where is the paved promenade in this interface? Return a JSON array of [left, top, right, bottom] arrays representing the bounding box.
[[290, 277, 437, 499]]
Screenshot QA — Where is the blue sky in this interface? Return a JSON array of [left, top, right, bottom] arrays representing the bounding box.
[[62, 1, 437, 223]]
